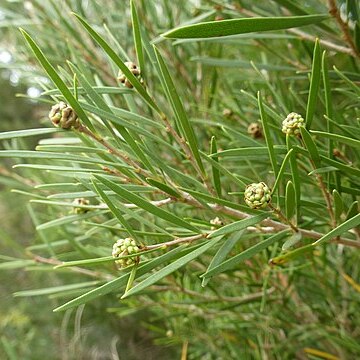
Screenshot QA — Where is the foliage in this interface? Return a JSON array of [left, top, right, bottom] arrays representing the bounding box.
[[1, 0, 360, 358]]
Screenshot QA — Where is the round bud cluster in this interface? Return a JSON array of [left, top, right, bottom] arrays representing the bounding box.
[[210, 217, 223, 230], [49, 101, 80, 129], [244, 182, 271, 209], [247, 122, 262, 138], [117, 62, 143, 88], [71, 198, 90, 214], [112, 238, 140, 268], [282, 112, 304, 136]]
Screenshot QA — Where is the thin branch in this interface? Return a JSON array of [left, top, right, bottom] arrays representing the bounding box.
[[328, 0, 360, 60], [268, 203, 298, 232], [145, 233, 206, 250], [77, 124, 150, 182], [288, 28, 355, 57], [99, 197, 174, 209], [208, 203, 360, 248]]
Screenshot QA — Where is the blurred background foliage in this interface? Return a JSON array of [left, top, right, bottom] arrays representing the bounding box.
[[0, 0, 359, 359]]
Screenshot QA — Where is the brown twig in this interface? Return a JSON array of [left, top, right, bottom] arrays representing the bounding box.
[[328, 0, 360, 60], [268, 203, 298, 232], [145, 233, 206, 250], [77, 124, 150, 183], [207, 203, 360, 248]]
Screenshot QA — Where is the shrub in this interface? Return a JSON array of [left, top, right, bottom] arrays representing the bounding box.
[[1, 0, 360, 358]]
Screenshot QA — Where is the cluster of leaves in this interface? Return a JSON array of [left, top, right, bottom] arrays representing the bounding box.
[[1, 0, 360, 358]]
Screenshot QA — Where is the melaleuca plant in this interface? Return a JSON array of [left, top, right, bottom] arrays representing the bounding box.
[[0, 0, 360, 358]]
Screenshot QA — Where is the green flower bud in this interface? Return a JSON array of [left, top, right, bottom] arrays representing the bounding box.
[[49, 101, 80, 129], [112, 238, 141, 268], [71, 198, 90, 214], [244, 182, 271, 209], [282, 112, 304, 136], [117, 61, 143, 88]]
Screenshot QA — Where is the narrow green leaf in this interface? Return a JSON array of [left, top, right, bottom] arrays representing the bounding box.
[[201, 151, 247, 188], [0, 260, 35, 270], [270, 243, 314, 265], [208, 213, 269, 239], [14, 281, 100, 297], [36, 211, 102, 230], [179, 187, 251, 213], [285, 181, 296, 220], [215, 146, 287, 158], [300, 127, 321, 168], [122, 237, 221, 298], [72, 13, 160, 113], [281, 232, 302, 251], [202, 231, 244, 286], [53, 244, 196, 311], [272, 148, 293, 193], [273, 215, 360, 264], [322, 51, 334, 158], [68, 62, 156, 174], [162, 14, 329, 39], [0, 150, 131, 169], [202, 230, 288, 279], [19, 29, 95, 131], [305, 38, 321, 129], [56, 248, 159, 268], [258, 92, 278, 177], [308, 166, 339, 176], [42, 86, 132, 96], [316, 213, 358, 247], [346, 201, 358, 220], [210, 136, 221, 197], [0, 128, 60, 140], [130, 0, 145, 74], [146, 178, 180, 198], [92, 180, 138, 240], [153, 46, 204, 174], [310, 130, 360, 149], [333, 189, 343, 220], [96, 175, 200, 232], [333, 66, 360, 95]]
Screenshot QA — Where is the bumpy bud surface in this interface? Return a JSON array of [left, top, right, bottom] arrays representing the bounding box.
[[244, 182, 271, 209], [282, 112, 304, 136], [112, 238, 140, 268], [49, 101, 80, 129], [71, 198, 90, 214], [247, 122, 262, 138], [117, 61, 143, 88], [210, 217, 223, 230]]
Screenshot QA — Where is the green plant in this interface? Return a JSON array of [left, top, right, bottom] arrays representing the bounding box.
[[1, 0, 360, 358]]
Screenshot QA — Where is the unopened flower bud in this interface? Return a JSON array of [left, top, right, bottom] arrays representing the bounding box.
[[117, 61, 143, 88], [244, 182, 271, 209], [210, 217, 223, 230], [112, 238, 141, 268], [282, 112, 304, 136], [71, 198, 90, 214], [49, 101, 80, 129], [247, 122, 262, 138]]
